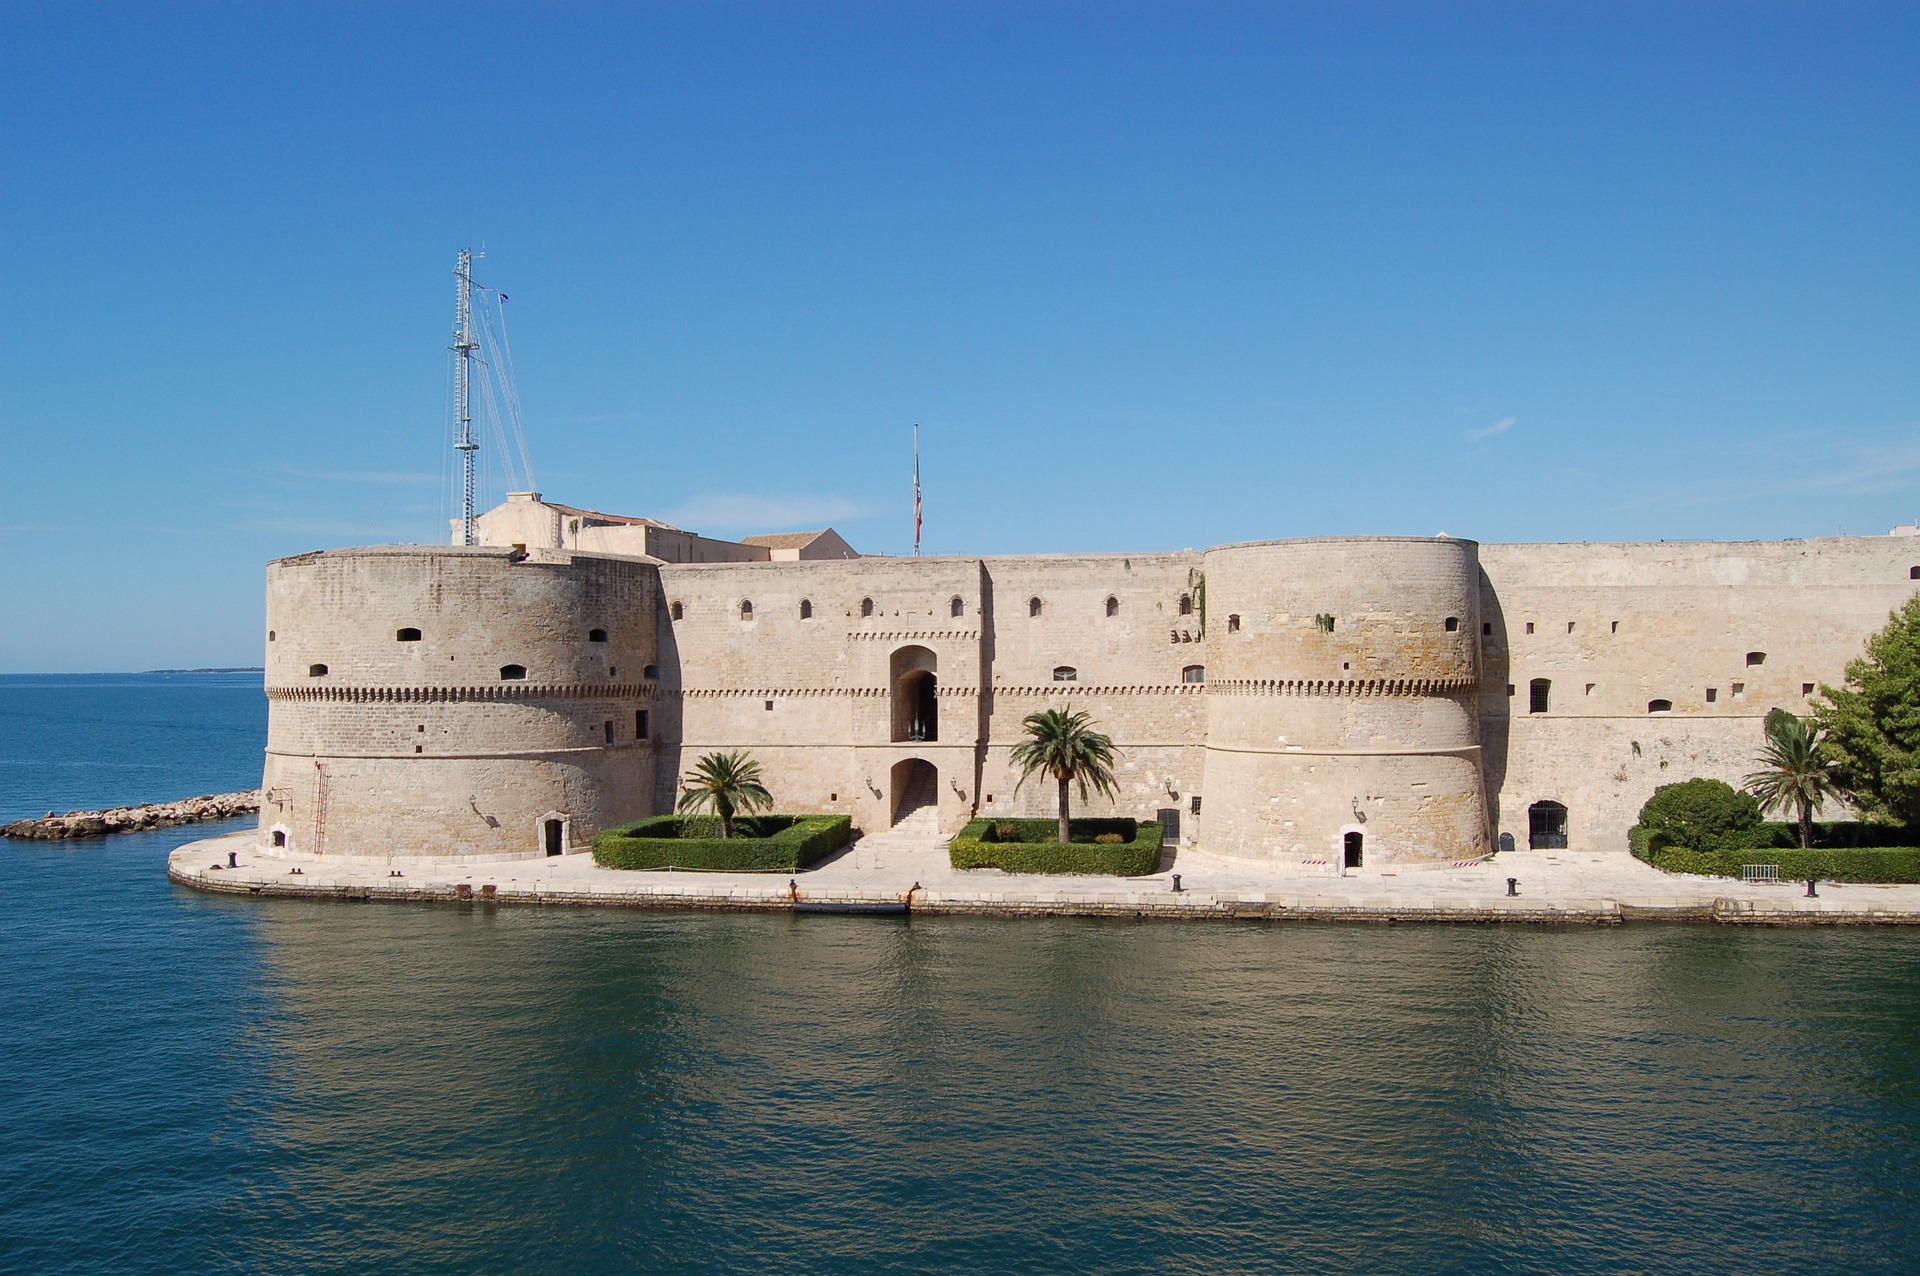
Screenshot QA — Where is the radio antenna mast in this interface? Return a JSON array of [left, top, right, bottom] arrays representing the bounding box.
[[452, 248, 480, 546]]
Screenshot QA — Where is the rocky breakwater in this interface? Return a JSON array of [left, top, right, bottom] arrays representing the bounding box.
[[3, 791, 260, 840]]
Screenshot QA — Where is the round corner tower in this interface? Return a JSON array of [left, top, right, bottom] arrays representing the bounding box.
[[259, 546, 661, 859], [1198, 537, 1489, 868]]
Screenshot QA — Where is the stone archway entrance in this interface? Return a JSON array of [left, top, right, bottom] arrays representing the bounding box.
[[891, 646, 938, 743], [889, 758, 938, 829]]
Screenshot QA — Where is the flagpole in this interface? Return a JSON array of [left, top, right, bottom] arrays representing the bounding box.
[[913, 424, 922, 557]]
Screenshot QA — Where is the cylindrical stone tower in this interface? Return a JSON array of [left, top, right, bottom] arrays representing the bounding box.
[[1198, 537, 1488, 868], [259, 546, 660, 859]]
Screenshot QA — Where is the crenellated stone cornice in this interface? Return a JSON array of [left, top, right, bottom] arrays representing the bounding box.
[[267, 682, 657, 704]]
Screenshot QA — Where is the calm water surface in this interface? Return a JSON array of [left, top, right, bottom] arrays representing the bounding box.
[[2, 678, 1919, 1272]]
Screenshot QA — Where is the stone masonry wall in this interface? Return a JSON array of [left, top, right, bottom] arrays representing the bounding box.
[[262, 547, 659, 858], [260, 532, 1920, 867], [1479, 537, 1920, 855]]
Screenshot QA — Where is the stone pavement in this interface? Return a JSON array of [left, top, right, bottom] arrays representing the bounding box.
[[167, 831, 1920, 925]]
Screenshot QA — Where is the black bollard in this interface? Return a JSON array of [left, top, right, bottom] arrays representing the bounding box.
[[1806, 878, 1818, 898], [1506, 877, 1518, 897], [1171, 873, 1183, 893], [228, 851, 237, 868]]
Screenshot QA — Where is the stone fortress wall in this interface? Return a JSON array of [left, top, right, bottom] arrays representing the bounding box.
[[255, 519, 1920, 867], [1480, 538, 1920, 857], [1198, 538, 1487, 867], [261, 546, 659, 859]]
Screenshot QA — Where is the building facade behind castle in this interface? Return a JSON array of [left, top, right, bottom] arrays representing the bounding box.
[[255, 491, 1920, 867]]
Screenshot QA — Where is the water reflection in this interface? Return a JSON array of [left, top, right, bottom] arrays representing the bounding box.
[[210, 909, 1920, 1271]]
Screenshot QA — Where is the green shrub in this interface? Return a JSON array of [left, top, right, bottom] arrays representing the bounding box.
[[1752, 819, 1920, 848], [1636, 779, 1764, 853], [1637, 844, 1920, 883], [949, 817, 1161, 876], [592, 813, 851, 871]]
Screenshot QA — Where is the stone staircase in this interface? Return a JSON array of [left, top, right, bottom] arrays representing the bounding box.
[[841, 769, 949, 873]]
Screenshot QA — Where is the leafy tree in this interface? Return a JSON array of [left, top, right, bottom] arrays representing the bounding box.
[[676, 750, 773, 839], [1815, 595, 1920, 827], [1636, 778, 1762, 853], [1743, 708, 1837, 850], [1009, 708, 1120, 844]]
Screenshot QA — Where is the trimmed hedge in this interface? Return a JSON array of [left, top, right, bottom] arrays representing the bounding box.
[[1630, 819, 1920, 859], [949, 817, 1163, 876], [593, 813, 852, 872], [1751, 820, 1920, 848], [1636, 843, 1920, 883]]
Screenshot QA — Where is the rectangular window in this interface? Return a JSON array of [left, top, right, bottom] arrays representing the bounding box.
[[1483, 622, 1492, 636], [1525, 622, 1535, 635], [1611, 621, 1619, 633], [1731, 682, 1745, 697], [1567, 622, 1575, 634], [1705, 688, 1718, 703], [1190, 795, 1202, 815], [636, 710, 649, 739], [1802, 684, 1814, 696], [604, 720, 614, 744]]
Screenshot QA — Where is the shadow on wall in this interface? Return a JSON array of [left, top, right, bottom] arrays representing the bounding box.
[[1478, 565, 1510, 842], [973, 562, 993, 821], [653, 584, 683, 817]]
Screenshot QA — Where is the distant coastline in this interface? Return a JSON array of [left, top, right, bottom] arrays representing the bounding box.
[[139, 667, 264, 675]]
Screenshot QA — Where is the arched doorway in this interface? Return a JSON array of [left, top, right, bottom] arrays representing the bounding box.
[[889, 758, 939, 828], [539, 812, 570, 856], [891, 645, 937, 743], [1528, 800, 1568, 849], [1344, 831, 1364, 869]]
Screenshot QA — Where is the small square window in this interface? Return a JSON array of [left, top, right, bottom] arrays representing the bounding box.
[[1706, 688, 1718, 703], [1585, 684, 1595, 695], [1611, 620, 1619, 633], [1507, 684, 1515, 696], [1525, 622, 1535, 635], [1567, 622, 1575, 634], [764, 699, 774, 711], [1731, 682, 1745, 697], [1483, 622, 1492, 636], [1190, 795, 1202, 815], [1802, 683, 1815, 696]]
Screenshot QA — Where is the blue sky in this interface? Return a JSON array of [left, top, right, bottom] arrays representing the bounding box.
[[3, 2, 1916, 671]]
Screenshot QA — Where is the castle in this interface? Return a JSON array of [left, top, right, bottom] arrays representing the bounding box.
[[255, 490, 1920, 869]]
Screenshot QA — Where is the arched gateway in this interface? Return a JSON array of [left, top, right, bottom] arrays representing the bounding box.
[[891, 646, 937, 743], [889, 758, 938, 829]]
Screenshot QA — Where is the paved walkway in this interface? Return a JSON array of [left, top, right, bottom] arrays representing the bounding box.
[[167, 832, 1920, 925]]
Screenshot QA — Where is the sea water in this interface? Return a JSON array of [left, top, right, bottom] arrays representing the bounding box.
[[2, 677, 1919, 1272]]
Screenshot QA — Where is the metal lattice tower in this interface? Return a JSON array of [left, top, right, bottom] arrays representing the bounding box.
[[452, 248, 480, 546]]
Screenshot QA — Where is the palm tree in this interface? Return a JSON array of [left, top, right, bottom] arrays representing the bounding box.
[[676, 750, 773, 839], [1009, 708, 1120, 844], [1743, 708, 1837, 850]]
